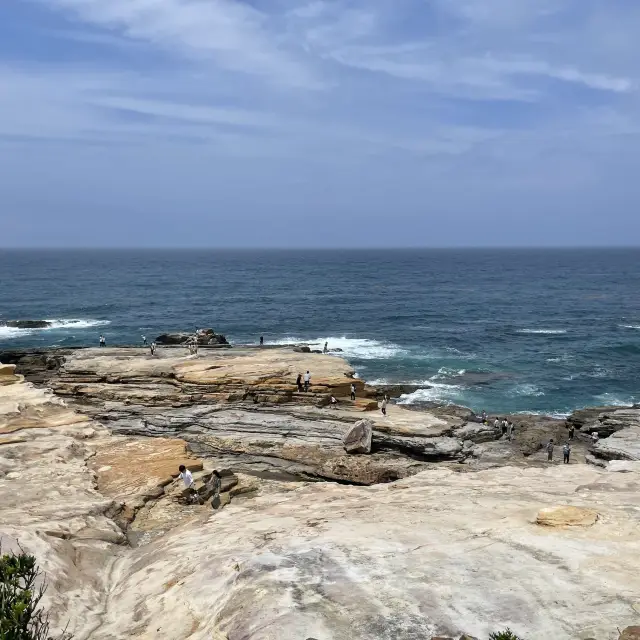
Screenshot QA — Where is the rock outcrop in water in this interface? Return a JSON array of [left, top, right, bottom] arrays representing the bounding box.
[[1, 319, 52, 329], [155, 328, 229, 346]]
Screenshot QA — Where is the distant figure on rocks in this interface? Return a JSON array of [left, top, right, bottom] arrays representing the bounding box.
[[381, 396, 388, 416], [99, 335, 106, 347], [494, 418, 500, 430], [150, 342, 156, 356], [547, 439, 554, 462], [304, 370, 311, 392], [323, 341, 328, 353], [591, 431, 599, 444], [296, 373, 303, 392], [568, 425, 575, 440], [260, 336, 264, 346], [178, 464, 199, 503], [501, 419, 508, 436], [330, 395, 338, 408], [209, 470, 222, 509], [563, 442, 571, 464], [481, 410, 487, 424], [142, 335, 147, 346], [350, 383, 356, 401], [507, 421, 514, 441]]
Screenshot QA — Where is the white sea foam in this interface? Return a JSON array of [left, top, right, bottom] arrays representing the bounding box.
[[0, 318, 110, 340], [507, 383, 545, 397], [268, 336, 407, 360], [397, 382, 465, 406], [593, 392, 636, 407], [517, 329, 567, 335], [431, 367, 466, 381], [620, 324, 640, 330]]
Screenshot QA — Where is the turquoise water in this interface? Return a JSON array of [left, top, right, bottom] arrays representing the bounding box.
[[1, 249, 639, 415]]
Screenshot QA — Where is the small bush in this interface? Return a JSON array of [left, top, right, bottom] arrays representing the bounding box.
[[489, 630, 524, 640], [0, 547, 70, 640]]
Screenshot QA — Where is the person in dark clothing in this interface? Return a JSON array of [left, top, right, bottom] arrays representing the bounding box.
[[260, 336, 264, 346], [547, 439, 554, 462], [568, 425, 575, 440], [563, 442, 571, 464], [296, 373, 303, 392]]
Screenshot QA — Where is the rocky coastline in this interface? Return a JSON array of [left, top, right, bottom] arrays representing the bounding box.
[[2, 340, 640, 639]]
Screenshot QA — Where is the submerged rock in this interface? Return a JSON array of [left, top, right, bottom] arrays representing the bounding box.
[[2, 319, 52, 328]]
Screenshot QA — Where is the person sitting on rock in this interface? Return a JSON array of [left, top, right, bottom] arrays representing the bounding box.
[[591, 431, 599, 444], [209, 470, 222, 509], [350, 383, 356, 401], [304, 370, 311, 392], [330, 395, 338, 408], [547, 439, 554, 462]]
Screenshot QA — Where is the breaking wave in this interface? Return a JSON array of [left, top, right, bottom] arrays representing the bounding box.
[[0, 319, 110, 340], [517, 329, 568, 335], [268, 336, 408, 360]]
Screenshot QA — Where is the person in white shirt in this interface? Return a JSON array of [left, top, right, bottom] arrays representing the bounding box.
[[381, 397, 388, 416], [179, 464, 194, 488], [330, 395, 338, 408], [304, 370, 311, 391], [350, 383, 356, 401]]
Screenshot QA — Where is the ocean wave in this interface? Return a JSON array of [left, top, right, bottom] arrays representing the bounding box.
[[593, 392, 636, 407], [512, 410, 571, 419], [507, 383, 545, 397], [517, 329, 567, 335], [620, 324, 640, 330], [268, 336, 408, 360], [397, 382, 465, 406], [0, 318, 110, 340], [431, 367, 466, 381]]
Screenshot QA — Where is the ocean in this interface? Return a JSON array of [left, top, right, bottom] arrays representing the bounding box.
[[1, 249, 639, 416]]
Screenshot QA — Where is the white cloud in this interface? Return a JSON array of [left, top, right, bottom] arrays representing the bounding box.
[[38, 0, 322, 88]]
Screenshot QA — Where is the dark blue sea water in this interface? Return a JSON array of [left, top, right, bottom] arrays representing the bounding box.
[[1, 249, 639, 415]]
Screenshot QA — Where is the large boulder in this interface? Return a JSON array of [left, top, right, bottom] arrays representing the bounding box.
[[155, 328, 228, 346], [343, 419, 373, 454]]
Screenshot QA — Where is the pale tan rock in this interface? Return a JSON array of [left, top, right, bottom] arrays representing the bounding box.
[[536, 505, 599, 527]]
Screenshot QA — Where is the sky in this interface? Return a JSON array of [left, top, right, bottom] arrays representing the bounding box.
[[1, 0, 640, 248]]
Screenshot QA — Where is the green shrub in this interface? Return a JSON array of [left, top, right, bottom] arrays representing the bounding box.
[[489, 630, 524, 640], [0, 547, 70, 640]]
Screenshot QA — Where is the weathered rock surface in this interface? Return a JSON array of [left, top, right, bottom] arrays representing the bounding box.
[[3, 372, 640, 639], [536, 505, 599, 527], [155, 328, 229, 346], [343, 419, 373, 454], [592, 426, 640, 461]]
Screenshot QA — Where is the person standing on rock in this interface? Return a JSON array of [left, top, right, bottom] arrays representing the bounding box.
[[547, 439, 554, 462], [494, 417, 500, 430], [481, 410, 487, 424], [260, 336, 264, 346], [150, 342, 156, 356], [350, 383, 356, 401], [381, 396, 388, 416], [507, 421, 514, 441], [563, 442, 571, 464], [142, 335, 147, 346], [296, 373, 303, 392], [99, 335, 106, 347], [568, 425, 575, 440], [501, 419, 508, 437], [323, 341, 328, 353], [304, 370, 311, 392]]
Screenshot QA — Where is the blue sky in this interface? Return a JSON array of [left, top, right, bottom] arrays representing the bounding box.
[[1, 0, 639, 247]]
